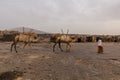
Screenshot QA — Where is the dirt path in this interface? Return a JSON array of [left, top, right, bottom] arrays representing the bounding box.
[[0, 42, 120, 80]]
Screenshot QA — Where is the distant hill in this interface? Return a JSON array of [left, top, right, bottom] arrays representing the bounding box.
[[10, 27, 48, 34]]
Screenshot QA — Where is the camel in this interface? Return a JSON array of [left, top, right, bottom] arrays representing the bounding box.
[[11, 32, 40, 53], [51, 29, 74, 52]]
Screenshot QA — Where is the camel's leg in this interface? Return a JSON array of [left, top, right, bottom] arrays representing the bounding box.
[[11, 41, 18, 53], [14, 42, 18, 53], [66, 43, 71, 52], [11, 42, 15, 52], [53, 43, 57, 52], [23, 42, 28, 49], [28, 42, 32, 49], [59, 42, 63, 52]]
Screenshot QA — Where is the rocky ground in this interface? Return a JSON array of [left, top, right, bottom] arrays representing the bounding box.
[[0, 42, 120, 80]]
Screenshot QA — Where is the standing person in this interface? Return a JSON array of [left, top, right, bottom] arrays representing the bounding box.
[[98, 38, 103, 53]]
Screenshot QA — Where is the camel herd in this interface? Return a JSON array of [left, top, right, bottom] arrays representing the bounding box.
[[6, 30, 120, 53], [10, 30, 74, 53]]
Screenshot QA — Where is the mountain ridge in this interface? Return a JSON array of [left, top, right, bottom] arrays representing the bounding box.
[[9, 27, 48, 34]]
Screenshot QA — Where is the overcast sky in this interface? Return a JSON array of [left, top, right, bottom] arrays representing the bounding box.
[[0, 0, 120, 34]]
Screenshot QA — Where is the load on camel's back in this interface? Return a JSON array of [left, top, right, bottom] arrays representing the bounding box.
[[11, 32, 40, 53]]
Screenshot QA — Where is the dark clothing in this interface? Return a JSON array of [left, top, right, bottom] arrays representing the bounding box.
[[98, 46, 103, 53]]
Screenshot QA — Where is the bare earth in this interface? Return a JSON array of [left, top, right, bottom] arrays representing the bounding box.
[[0, 42, 120, 80]]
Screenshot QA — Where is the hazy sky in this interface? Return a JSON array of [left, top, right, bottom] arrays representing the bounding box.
[[0, 0, 120, 34]]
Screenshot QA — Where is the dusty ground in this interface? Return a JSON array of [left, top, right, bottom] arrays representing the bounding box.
[[0, 42, 120, 80]]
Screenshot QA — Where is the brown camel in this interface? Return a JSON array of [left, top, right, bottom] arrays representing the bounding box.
[[11, 32, 39, 53], [51, 30, 74, 52]]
